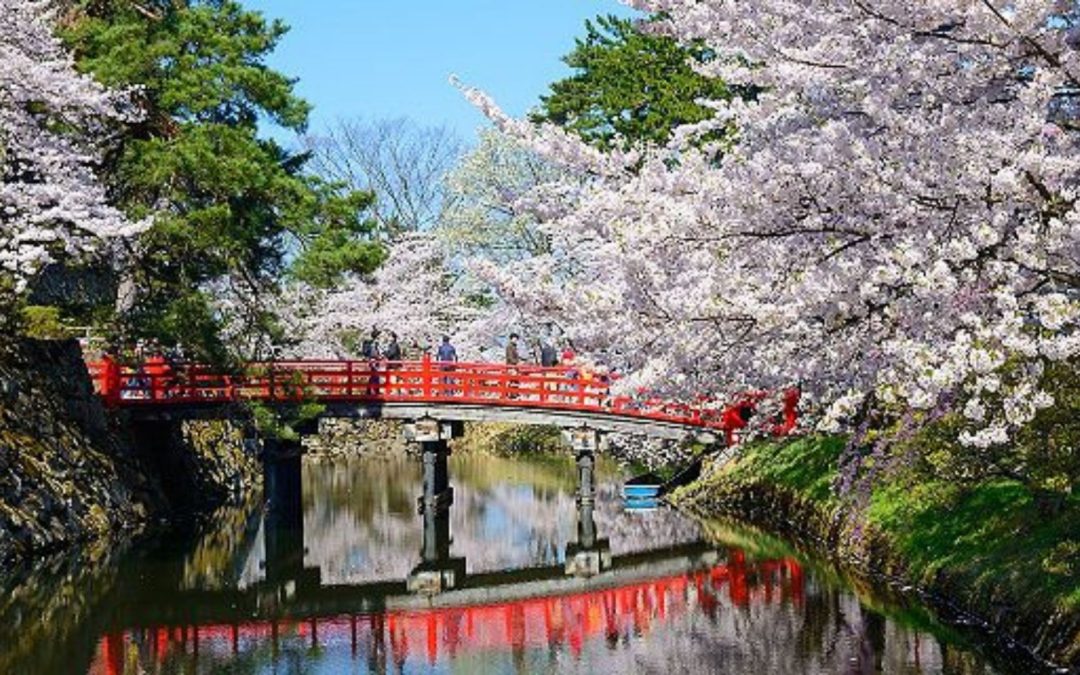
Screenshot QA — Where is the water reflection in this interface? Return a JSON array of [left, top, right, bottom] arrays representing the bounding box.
[[1, 454, 1012, 674], [89, 552, 803, 674], [238, 455, 703, 587]]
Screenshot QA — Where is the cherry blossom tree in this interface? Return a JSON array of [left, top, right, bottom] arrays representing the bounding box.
[[0, 0, 145, 299], [281, 232, 515, 361], [439, 128, 567, 263], [457, 1, 1080, 450]]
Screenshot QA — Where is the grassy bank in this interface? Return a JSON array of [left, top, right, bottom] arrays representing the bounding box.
[[672, 436, 1080, 669]]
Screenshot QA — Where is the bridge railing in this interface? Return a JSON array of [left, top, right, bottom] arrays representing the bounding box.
[[87, 358, 715, 423], [86, 357, 798, 436]]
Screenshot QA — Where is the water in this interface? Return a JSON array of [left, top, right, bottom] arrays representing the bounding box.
[[0, 454, 1016, 674]]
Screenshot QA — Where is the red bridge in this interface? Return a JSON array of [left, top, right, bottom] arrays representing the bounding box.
[[87, 356, 799, 444]]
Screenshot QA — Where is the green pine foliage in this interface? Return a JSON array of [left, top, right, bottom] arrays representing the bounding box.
[[533, 14, 739, 151], [61, 0, 385, 358]]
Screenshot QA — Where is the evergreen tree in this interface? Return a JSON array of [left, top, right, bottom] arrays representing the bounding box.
[[533, 14, 738, 151], [62, 0, 385, 358]]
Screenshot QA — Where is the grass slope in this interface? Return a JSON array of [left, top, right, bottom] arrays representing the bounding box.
[[683, 435, 1079, 665]]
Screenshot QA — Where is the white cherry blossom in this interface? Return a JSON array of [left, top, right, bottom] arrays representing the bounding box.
[[0, 0, 147, 296], [457, 1, 1080, 446]]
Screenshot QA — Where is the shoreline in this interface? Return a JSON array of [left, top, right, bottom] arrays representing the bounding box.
[[669, 437, 1079, 672]]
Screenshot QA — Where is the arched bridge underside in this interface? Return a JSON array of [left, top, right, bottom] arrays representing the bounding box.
[[126, 401, 716, 442], [89, 359, 799, 443]]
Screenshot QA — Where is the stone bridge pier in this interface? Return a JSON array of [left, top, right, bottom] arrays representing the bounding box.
[[563, 427, 612, 577], [404, 417, 466, 594], [400, 418, 615, 590], [259, 437, 320, 601]]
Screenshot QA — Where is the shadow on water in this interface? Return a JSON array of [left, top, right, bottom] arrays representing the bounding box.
[[0, 453, 1027, 674]]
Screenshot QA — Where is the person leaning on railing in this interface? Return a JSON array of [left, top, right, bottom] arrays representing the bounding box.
[[362, 328, 382, 395], [143, 347, 172, 400], [505, 333, 521, 399]]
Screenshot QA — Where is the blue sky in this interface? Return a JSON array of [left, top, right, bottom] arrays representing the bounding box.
[[246, 1, 639, 145]]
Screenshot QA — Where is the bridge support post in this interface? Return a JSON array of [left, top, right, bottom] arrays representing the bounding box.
[[405, 418, 466, 594], [261, 438, 310, 591], [563, 427, 611, 577]]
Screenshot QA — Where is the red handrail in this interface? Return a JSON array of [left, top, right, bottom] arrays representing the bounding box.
[[85, 357, 799, 441]]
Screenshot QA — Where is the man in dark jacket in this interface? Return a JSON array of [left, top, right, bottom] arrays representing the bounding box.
[[505, 333, 521, 366], [436, 335, 458, 396], [540, 340, 559, 367], [384, 332, 402, 362]]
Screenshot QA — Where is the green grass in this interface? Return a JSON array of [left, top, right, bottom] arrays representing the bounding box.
[[698, 435, 1080, 618], [719, 435, 846, 503], [868, 479, 1080, 612]]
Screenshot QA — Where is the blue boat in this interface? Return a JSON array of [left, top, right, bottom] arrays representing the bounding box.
[[623, 473, 663, 511]]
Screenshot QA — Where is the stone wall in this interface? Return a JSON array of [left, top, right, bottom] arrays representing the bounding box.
[[303, 418, 412, 458], [451, 422, 565, 456], [288, 415, 702, 472], [0, 339, 159, 563], [0, 338, 261, 565], [125, 419, 260, 512], [447, 423, 700, 474], [604, 433, 699, 472]]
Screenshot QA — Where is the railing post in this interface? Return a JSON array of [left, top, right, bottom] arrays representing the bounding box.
[[346, 361, 353, 398], [422, 353, 432, 399], [181, 364, 191, 402], [268, 362, 276, 401]]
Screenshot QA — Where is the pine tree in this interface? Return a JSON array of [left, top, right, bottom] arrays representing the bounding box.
[[533, 14, 740, 151], [62, 0, 385, 357]]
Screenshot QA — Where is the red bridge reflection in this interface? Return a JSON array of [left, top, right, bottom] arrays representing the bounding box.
[[92, 553, 803, 673]]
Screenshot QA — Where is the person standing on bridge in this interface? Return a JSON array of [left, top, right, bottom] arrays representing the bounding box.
[[505, 333, 523, 399], [385, 332, 402, 360], [437, 335, 457, 363], [362, 328, 382, 395], [384, 332, 402, 393], [361, 327, 381, 360], [560, 340, 579, 402], [538, 339, 559, 395], [561, 340, 577, 367], [143, 344, 171, 400], [436, 335, 458, 396], [540, 339, 559, 368], [505, 333, 521, 366], [99, 345, 122, 407]]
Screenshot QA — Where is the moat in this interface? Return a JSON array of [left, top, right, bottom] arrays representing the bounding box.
[[0, 454, 1013, 674]]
